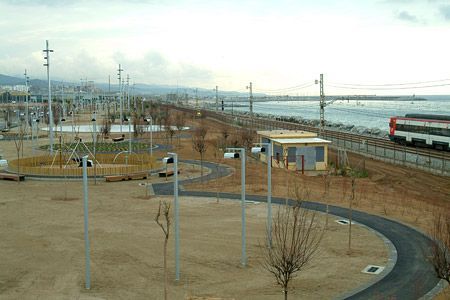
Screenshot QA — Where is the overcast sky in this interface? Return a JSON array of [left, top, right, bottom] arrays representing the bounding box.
[[1, 0, 450, 95]]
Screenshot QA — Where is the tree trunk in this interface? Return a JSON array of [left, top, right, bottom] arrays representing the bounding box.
[[17, 153, 20, 184], [284, 288, 288, 300], [164, 237, 168, 300], [200, 155, 204, 182]]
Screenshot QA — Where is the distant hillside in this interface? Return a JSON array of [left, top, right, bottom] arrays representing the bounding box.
[[0, 73, 249, 97], [0, 74, 25, 85]]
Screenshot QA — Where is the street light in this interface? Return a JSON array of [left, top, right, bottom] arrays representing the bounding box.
[[251, 142, 272, 247], [163, 152, 180, 281], [69, 111, 75, 135], [31, 114, 40, 156], [91, 112, 97, 144], [223, 147, 247, 266], [82, 155, 91, 290], [145, 117, 153, 157], [123, 117, 132, 154], [91, 113, 97, 185]]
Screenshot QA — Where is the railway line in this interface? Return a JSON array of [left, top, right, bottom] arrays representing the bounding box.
[[173, 105, 450, 176]]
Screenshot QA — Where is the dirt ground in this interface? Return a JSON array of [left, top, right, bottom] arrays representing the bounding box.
[[0, 177, 387, 300], [1, 108, 449, 298]]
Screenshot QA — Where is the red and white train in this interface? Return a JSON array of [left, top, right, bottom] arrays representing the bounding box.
[[389, 114, 450, 151]]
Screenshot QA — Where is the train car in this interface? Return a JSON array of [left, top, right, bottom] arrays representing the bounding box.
[[389, 114, 450, 150]]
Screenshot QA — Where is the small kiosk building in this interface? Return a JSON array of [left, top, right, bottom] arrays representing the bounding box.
[[257, 130, 331, 172]]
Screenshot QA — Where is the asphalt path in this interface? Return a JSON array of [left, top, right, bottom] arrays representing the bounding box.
[[152, 160, 439, 299]]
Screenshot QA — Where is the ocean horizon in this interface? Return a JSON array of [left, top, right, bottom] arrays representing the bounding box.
[[220, 95, 450, 134]]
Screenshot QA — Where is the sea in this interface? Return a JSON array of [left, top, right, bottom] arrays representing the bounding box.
[[223, 95, 450, 134]]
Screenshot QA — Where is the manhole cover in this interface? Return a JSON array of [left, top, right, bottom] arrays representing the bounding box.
[[362, 265, 385, 274]]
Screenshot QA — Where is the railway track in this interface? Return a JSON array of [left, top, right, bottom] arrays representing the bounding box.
[[172, 105, 450, 175]]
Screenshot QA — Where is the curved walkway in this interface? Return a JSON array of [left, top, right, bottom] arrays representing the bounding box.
[[152, 159, 439, 300]]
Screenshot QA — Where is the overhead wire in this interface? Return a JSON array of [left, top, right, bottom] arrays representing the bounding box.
[[326, 106, 392, 118], [253, 81, 316, 93], [328, 82, 450, 90], [329, 78, 450, 87]]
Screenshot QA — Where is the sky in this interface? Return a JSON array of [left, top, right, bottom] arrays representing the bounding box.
[[1, 0, 450, 95]]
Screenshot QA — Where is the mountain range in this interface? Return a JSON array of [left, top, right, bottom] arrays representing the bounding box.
[[0, 74, 248, 97]]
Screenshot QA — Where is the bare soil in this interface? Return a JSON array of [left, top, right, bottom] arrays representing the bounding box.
[[1, 108, 449, 298], [0, 179, 387, 299]]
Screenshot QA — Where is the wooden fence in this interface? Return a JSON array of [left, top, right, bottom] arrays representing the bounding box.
[[8, 153, 156, 177]]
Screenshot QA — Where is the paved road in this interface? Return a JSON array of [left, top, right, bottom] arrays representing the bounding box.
[[152, 160, 439, 299]]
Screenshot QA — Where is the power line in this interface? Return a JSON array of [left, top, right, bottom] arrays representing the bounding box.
[[328, 82, 450, 90], [254, 82, 315, 93], [327, 106, 391, 118], [329, 78, 450, 87]]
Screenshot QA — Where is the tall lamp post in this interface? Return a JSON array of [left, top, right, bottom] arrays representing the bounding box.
[[31, 115, 40, 156], [24, 69, 29, 137], [124, 117, 132, 154], [82, 155, 91, 289], [251, 142, 272, 247], [43, 40, 54, 154], [145, 117, 153, 157], [163, 153, 179, 281], [224, 147, 247, 266], [91, 112, 97, 184]]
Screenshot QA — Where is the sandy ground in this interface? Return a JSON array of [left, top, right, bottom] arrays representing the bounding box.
[[1, 109, 449, 298], [0, 178, 387, 300]]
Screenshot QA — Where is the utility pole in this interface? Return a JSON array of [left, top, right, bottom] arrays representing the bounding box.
[[214, 85, 218, 112], [132, 82, 136, 111], [107, 75, 111, 113], [43, 40, 54, 154], [246, 82, 253, 130], [195, 88, 198, 108], [62, 83, 65, 118], [246, 82, 253, 117], [319, 73, 325, 137], [117, 64, 123, 133], [24, 69, 29, 136], [126, 74, 130, 112]]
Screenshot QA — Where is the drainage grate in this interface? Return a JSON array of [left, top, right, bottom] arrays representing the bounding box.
[[362, 265, 385, 275]]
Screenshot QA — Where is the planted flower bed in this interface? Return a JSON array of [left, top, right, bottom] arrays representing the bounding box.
[[40, 141, 151, 153]]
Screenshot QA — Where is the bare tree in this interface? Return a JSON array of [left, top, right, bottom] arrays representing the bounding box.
[[175, 112, 186, 147], [13, 124, 25, 183], [164, 114, 176, 145], [155, 200, 171, 300], [229, 131, 240, 148], [220, 124, 230, 150], [192, 124, 208, 180], [262, 192, 323, 299], [108, 107, 116, 124], [239, 128, 255, 151], [100, 118, 111, 141], [132, 112, 144, 138], [429, 212, 450, 284], [348, 177, 356, 253], [322, 173, 331, 228], [52, 103, 61, 132]]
